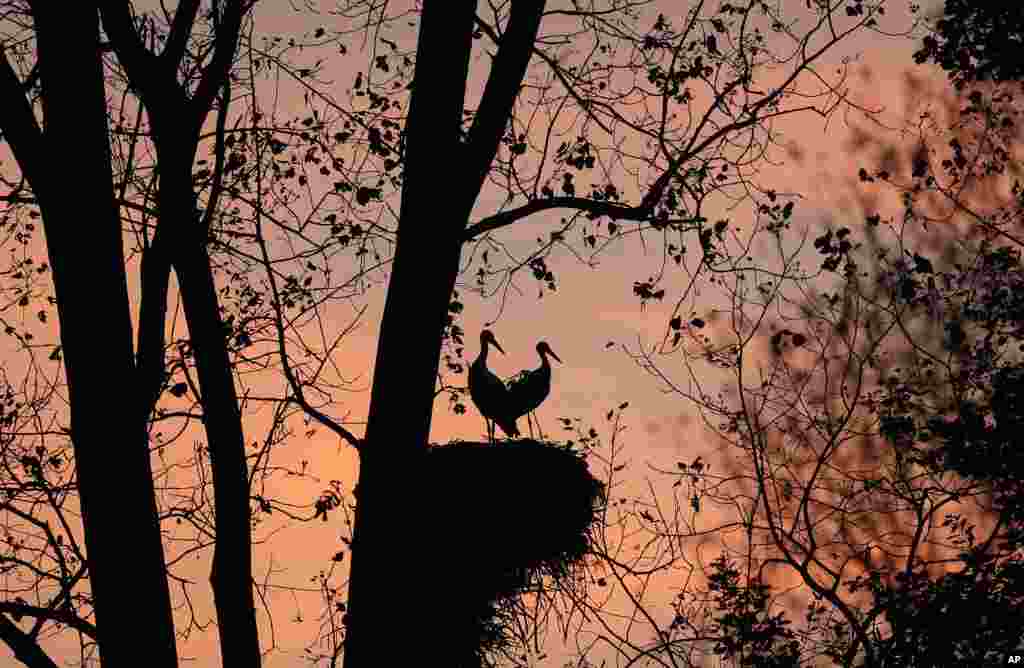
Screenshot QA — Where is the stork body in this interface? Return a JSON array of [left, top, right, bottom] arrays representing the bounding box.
[[507, 341, 562, 439], [469, 329, 520, 442]]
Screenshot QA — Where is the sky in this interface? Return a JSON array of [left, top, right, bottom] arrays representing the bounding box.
[[0, 0, 967, 666]]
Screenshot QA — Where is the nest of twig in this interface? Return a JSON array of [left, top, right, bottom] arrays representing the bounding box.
[[421, 438, 604, 667]]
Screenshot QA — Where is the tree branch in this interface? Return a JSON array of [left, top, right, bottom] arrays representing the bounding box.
[[0, 614, 58, 668], [0, 47, 45, 191], [191, 0, 249, 134], [160, 0, 201, 76], [135, 229, 172, 420], [463, 1, 545, 202], [98, 1, 166, 104], [0, 602, 98, 640], [463, 196, 650, 242], [200, 75, 231, 234]]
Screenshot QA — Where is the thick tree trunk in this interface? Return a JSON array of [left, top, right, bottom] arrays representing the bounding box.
[[98, 0, 262, 660], [342, 2, 477, 666], [175, 241, 261, 668], [158, 159, 261, 668], [33, 5, 178, 666]]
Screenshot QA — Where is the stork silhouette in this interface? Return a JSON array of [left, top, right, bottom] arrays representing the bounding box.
[[507, 341, 562, 439], [468, 329, 520, 442]]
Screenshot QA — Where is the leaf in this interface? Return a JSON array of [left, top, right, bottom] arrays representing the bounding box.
[[913, 253, 934, 274], [355, 186, 380, 205]]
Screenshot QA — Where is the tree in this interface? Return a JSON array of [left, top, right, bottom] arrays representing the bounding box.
[[626, 5, 1024, 664], [848, 15, 1024, 657], [224, 0, 905, 663], [912, 0, 1024, 89], [0, 2, 260, 666], [0, 0, 903, 666], [1, 5, 176, 666], [233, 1, 898, 665]]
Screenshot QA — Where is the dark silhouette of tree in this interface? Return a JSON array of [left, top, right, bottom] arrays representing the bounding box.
[[243, 2, 900, 665], [0, 5, 178, 666], [628, 8, 1024, 665], [913, 0, 1024, 88], [0, 1, 908, 666], [856, 240, 1024, 666], [0, 2, 262, 666]]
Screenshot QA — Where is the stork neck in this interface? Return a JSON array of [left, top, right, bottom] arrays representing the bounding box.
[[538, 350, 550, 368]]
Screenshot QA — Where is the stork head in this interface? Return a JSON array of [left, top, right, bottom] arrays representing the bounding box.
[[481, 329, 505, 354], [537, 341, 562, 364]]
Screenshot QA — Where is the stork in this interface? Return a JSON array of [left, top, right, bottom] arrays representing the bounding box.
[[507, 341, 562, 439], [468, 329, 520, 443]]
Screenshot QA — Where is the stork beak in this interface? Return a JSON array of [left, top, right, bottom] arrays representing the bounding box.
[[491, 337, 506, 355], [547, 347, 562, 364]]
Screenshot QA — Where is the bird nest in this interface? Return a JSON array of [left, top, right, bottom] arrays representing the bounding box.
[[421, 438, 605, 666]]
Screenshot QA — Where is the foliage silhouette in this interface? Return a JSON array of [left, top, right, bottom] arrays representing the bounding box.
[[913, 0, 1024, 88], [633, 10, 1024, 664], [0, 1, 914, 667]]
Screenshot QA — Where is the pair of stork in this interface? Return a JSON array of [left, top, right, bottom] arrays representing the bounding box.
[[468, 329, 562, 442]]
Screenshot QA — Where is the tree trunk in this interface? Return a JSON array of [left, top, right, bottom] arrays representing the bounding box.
[[175, 239, 261, 668], [33, 5, 178, 666], [158, 156, 261, 667], [342, 2, 477, 665]]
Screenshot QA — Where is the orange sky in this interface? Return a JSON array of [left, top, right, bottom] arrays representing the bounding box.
[[0, 1, 965, 666]]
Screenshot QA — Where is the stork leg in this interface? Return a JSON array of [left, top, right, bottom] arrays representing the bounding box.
[[531, 411, 546, 440], [525, 412, 535, 439]]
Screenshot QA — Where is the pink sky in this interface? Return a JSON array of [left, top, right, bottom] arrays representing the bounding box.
[[1, 1, 971, 666]]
